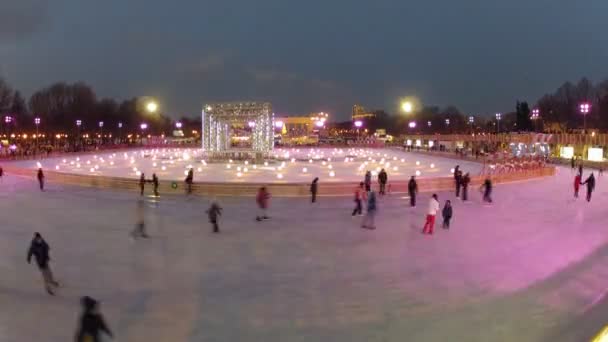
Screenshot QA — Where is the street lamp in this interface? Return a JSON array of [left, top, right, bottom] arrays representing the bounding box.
[[401, 101, 413, 114], [140, 123, 148, 145], [579, 103, 590, 134], [98, 121, 104, 144], [531, 109, 540, 132], [118, 122, 123, 143], [495, 113, 502, 133], [354, 120, 362, 138], [146, 101, 158, 113], [408, 121, 416, 129], [468, 116, 474, 133], [175, 122, 183, 129], [34, 117, 41, 149], [76, 120, 82, 150]]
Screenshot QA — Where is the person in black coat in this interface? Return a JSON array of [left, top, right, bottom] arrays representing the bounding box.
[[206, 200, 223, 233], [185, 168, 194, 194], [583, 173, 596, 202], [37, 168, 45, 191], [139, 173, 145, 196], [151, 173, 159, 197], [27, 232, 59, 295], [453, 165, 460, 197], [482, 178, 493, 203], [75, 296, 113, 342], [461, 173, 471, 201], [579, 163, 583, 178], [310, 177, 319, 203], [378, 169, 388, 195], [442, 200, 453, 229], [408, 176, 418, 207]]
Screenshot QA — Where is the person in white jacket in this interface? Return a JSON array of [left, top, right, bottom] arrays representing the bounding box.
[[422, 194, 440, 235]]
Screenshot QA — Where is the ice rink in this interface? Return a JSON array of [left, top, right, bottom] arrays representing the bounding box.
[[0, 164, 607, 341], [9, 148, 483, 182]]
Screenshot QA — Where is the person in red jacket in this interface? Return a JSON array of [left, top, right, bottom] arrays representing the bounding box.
[[574, 174, 582, 198], [256, 186, 271, 221], [352, 182, 366, 216]]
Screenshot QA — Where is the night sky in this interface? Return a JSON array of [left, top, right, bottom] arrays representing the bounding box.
[[1, 0, 607, 120]]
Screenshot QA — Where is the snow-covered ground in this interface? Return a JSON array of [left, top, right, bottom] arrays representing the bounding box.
[[0, 165, 606, 341], [9, 147, 482, 182]]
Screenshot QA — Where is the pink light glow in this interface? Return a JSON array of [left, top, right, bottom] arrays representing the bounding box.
[[315, 121, 324, 128], [275, 121, 284, 128], [354, 121, 363, 128], [248, 121, 256, 128]]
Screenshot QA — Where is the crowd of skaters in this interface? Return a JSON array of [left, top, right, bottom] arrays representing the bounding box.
[[5, 156, 603, 340]]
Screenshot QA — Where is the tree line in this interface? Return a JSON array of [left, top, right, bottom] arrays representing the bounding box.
[[0, 78, 200, 136]]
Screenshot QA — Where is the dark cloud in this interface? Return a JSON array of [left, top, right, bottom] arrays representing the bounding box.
[[0, 1, 49, 42]]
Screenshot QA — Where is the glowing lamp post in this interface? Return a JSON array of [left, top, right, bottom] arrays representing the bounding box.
[[354, 120, 362, 138], [146, 101, 158, 113], [33, 117, 41, 147], [408, 121, 416, 129], [401, 101, 413, 114], [248, 121, 256, 128], [98, 121, 104, 144], [580, 103, 590, 134], [468, 116, 474, 133], [140, 123, 148, 145], [495, 113, 502, 133], [531, 109, 540, 132], [118, 122, 123, 143]]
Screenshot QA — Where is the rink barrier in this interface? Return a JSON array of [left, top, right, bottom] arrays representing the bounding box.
[[3, 165, 556, 197]]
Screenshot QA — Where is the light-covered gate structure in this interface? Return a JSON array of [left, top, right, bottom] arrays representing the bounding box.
[[201, 102, 274, 155]]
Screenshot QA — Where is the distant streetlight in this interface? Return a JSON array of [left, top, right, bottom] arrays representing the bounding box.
[[175, 122, 183, 129], [445, 118, 450, 126], [140, 123, 148, 145], [531, 109, 540, 132], [354, 120, 363, 128], [408, 121, 416, 129], [76, 120, 82, 127], [4, 116, 12, 124], [34, 117, 41, 148], [427, 121, 432, 127], [248, 121, 256, 128], [495, 113, 502, 133], [468, 116, 474, 133], [401, 101, 413, 114], [579, 103, 590, 133], [118, 122, 123, 143], [146, 101, 158, 113]]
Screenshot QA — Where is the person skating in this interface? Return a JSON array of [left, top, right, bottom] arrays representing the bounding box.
[[310, 177, 319, 203], [461, 173, 470, 201], [364, 171, 372, 192], [454, 165, 461, 197], [37, 168, 45, 191], [352, 182, 366, 216], [574, 173, 582, 198], [256, 186, 270, 221], [481, 178, 493, 203], [361, 190, 377, 229], [579, 163, 583, 178], [571, 156, 576, 170], [185, 168, 194, 194], [422, 194, 440, 235], [442, 200, 453, 229], [151, 173, 159, 197], [131, 199, 148, 238], [583, 173, 596, 202], [75, 296, 113, 342], [378, 168, 388, 195], [27, 232, 59, 295], [408, 176, 418, 207], [139, 173, 146, 196], [206, 200, 222, 233]]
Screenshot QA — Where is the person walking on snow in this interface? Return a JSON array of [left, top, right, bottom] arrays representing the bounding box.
[[37, 168, 45, 191], [352, 182, 366, 216], [573, 173, 582, 198], [461, 173, 471, 201], [442, 200, 453, 229], [206, 200, 223, 233], [364, 171, 372, 192], [361, 190, 377, 229], [139, 173, 146, 196], [27, 232, 59, 295], [256, 186, 271, 221], [310, 177, 319, 203], [422, 194, 440, 235], [481, 178, 493, 203], [378, 168, 388, 195], [75, 296, 113, 342], [408, 176, 418, 207], [583, 173, 596, 202]]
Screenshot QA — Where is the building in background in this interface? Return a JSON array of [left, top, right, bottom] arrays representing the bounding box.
[[352, 104, 376, 121]]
